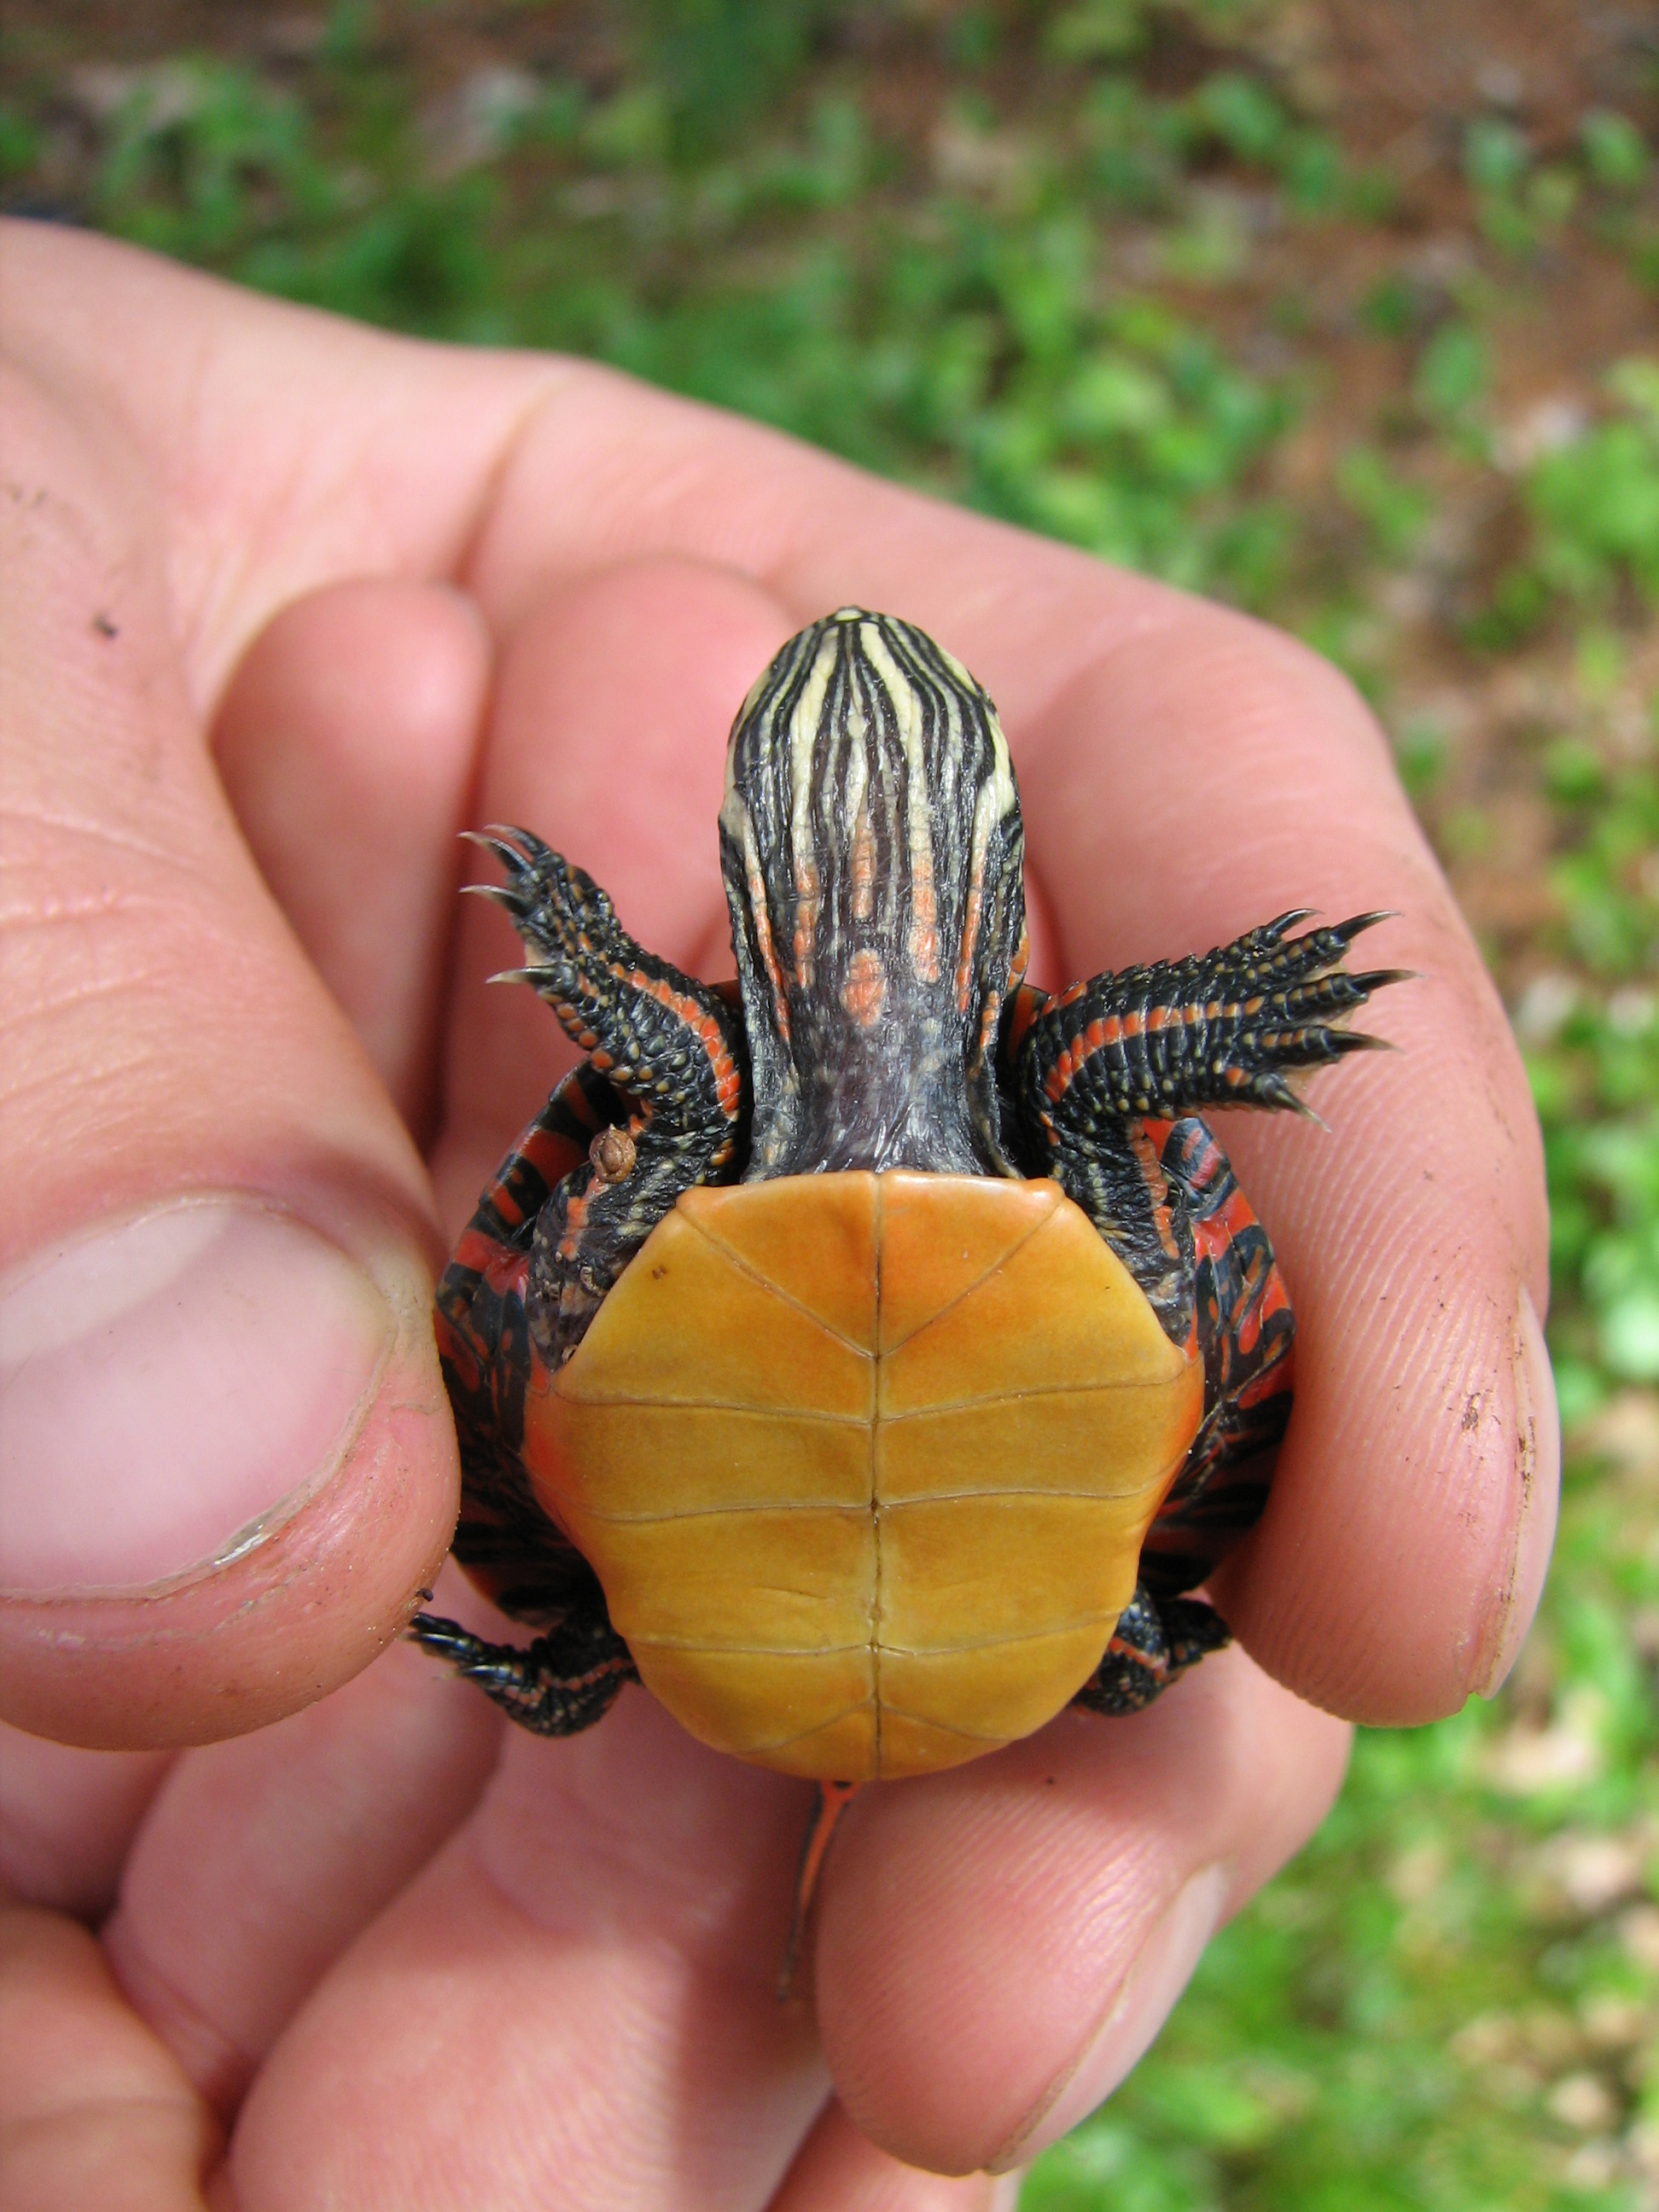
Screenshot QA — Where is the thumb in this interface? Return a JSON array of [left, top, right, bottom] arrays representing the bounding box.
[[0, 344, 457, 1747]]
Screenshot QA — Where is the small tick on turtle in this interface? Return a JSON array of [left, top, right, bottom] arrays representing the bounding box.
[[410, 608, 1404, 1987]]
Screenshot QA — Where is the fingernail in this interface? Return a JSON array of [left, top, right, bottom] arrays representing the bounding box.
[[1474, 1284, 1562, 1698], [0, 1200, 397, 1594], [986, 1862, 1229, 2172]]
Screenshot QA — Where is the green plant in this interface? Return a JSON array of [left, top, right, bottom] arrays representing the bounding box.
[[1526, 364, 1659, 607]]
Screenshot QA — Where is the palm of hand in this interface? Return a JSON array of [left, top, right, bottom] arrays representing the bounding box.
[[0, 221, 1553, 2211]]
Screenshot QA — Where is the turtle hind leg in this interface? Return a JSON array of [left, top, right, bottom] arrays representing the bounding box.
[[409, 1608, 637, 1737], [1072, 1583, 1231, 1715]]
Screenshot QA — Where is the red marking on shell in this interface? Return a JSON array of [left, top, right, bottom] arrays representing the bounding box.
[[434, 1317, 482, 1394], [452, 1225, 504, 1274], [841, 947, 888, 1029]]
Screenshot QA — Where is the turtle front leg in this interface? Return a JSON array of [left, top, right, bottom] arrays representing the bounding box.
[[1015, 909, 1406, 1126], [465, 826, 751, 1366], [409, 1604, 638, 1736], [1072, 1584, 1231, 1715], [467, 824, 745, 1170]]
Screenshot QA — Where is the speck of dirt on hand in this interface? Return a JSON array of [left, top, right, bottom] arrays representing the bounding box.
[[91, 610, 118, 638]]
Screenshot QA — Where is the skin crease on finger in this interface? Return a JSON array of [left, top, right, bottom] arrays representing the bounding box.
[[767, 2098, 1024, 2212], [0, 1900, 222, 2212]]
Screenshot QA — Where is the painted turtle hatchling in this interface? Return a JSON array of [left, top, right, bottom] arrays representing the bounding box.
[[412, 608, 1400, 1962]]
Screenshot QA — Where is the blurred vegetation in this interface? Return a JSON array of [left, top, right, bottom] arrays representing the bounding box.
[[4, 2, 1659, 2203]]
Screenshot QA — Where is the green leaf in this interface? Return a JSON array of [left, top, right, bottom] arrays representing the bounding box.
[[1581, 108, 1650, 194], [1464, 116, 1530, 195], [1414, 322, 1488, 420]]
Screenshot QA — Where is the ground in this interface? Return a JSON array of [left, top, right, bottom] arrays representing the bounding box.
[[4, 4, 1659, 2205]]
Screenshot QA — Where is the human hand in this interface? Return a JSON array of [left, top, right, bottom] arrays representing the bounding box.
[[0, 219, 1555, 2208]]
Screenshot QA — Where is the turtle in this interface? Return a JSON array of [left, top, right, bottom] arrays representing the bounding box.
[[411, 608, 1400, 1964]]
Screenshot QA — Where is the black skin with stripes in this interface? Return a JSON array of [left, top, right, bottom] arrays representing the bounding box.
[[411, 610, 1401, 1784]]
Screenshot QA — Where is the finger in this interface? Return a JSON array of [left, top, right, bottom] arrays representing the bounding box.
[[0, 1729, 171, 1920], [813, 1653, 1348, 2175], [212, 579, 492, 1144], [102, 1579, 501, 2116], [0, 1897, 218, 2212], [227, 1696, 827, 2212], [1011, 625, 1554, 1720], [768, 2098, 1020, 2212], [0, 310, 455, 1749]]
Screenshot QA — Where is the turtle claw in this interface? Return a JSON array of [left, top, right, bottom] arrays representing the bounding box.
[[462, 880, 525, 914], [1331, 908, 1398, 944], [1331, 1027, 1399, 1053], [488, 966, 556, 989], [463, 824, 554, 881], [1263, 906, 1318, 939]]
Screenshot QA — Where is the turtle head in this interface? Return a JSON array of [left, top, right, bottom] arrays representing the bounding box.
[[719, 608, 1028, 1179]]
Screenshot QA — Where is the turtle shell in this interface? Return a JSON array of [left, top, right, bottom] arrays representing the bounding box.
[[523, 1171, 1203, 1781]]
